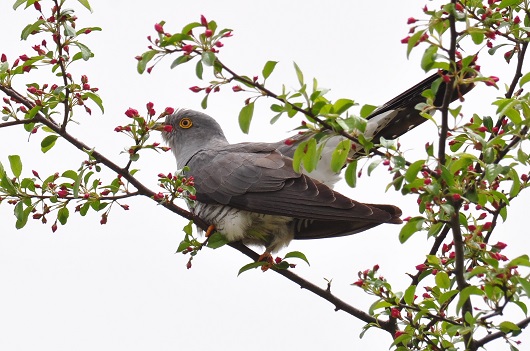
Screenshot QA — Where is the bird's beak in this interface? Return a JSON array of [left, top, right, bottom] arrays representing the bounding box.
[[152, 122, 166, 132]]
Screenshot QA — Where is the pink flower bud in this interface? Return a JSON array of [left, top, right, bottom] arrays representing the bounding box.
[[205, 29, 213, 37], [51, 223, 58, 233], [124, 108, 139, 118], [493, 241, 507, 250], [182, 44, 194, 53], [232, 85, 243, 92], [415, 264, 428, 271], [215, 41, 224, 48], [200, 15, 208, 26], [154, 23, 164, 34]]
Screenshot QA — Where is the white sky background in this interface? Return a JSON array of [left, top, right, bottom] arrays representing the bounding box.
[[0, 1, 528, 350]]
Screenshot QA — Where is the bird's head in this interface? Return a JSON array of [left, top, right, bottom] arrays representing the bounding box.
[[157, 109, 228, 166]]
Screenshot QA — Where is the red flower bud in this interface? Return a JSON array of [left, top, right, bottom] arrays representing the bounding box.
[[205, 29, 213, 37], [154, 23, 164, 34], [407, 17, 417, 24], [415, 264, 428, 271], [493, 241, 507, 250], [189, 86, 203, 93], [51, 223, 58, 233], [1, 53, 6, 62], [124, 108, 139, 118], [215, 41, 224, 48], [232, 85, 243, 92], [163, 125, 173, 132], [34, 1, 41, 11], [188, 194, 197, 200], [32, 170, 40, 178], [57, 189, 68, 198], [182, 44, 194, 53], [390, 308, 401, 318], [164, 107, 175, 115], [84, 28, 92, 34], [200, 15, 208, 26], [452, 194, 461, 201], [400, 36, 410, 44]]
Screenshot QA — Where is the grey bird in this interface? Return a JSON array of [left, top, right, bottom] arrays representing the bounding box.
[[161, 72, 473, 253], [162, 109, 402, 253]]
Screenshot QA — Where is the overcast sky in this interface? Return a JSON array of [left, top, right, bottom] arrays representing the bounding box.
[[0, 1, 527, 350]]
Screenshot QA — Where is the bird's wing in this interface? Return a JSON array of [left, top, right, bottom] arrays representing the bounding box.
[[186, 143, 401, 223]]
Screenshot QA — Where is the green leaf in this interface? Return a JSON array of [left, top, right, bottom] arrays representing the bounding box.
[[292, 142, 306, 173], [206, 232, 229, 249], [499, 321, 521, 334], [8, 155, 22, 178], [302, 138, 318, 172], [183, 220, 193, 236], [262, 60, 278, 80], [201, 51, 216, 66], [519, 72, 530, 87], [237, 261, 268, 276], [14, 202, 31, 229], [360, 104, 377, 118], [516, 276, 530, 296], [435, 271, 451, 289], [404, 160, 425, 183], [284, 251, 310, 266], [195, 60, 203, 79], [293, 62, 304, 86], [84, 92, 104, 113], [62, 170, 77, 180], [13, 0, 27, 10], [344, 160, 357, 188], [485, 164, 504, 183], [41, 135, 58, 153], [421, 45, 438, 71], [238, 102, 254, 134], [137, 50, 156, 74], [20, 19, 45, 40], [404, 285, 416, 305], [399, 217, 425, 243], [73, 42, 92, 60], [407, 30, 425, 57], [181, 22, 201, 36], [201, 94, 209, 109], [76, 0, 93, 12], [170, 55, 190, 69], [57, 207, 69, 225], [333, 99, 355, 115], [457, 286, 484, 314], [330, 139, 351, 173], [438, 289, 459, 305], [498, 0, 523, 8]]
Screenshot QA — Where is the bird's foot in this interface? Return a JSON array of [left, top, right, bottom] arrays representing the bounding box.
[[205, 224, 216, 237], [257, 251, 273, 263]]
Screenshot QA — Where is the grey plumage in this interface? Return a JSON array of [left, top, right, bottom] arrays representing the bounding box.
[[162, 110, 401, 253]]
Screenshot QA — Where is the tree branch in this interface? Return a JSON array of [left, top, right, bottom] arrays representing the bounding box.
[[474, 316, 530, 348]]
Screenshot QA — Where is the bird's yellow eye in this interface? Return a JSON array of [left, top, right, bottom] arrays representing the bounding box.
[[179, 118, 193, 129]]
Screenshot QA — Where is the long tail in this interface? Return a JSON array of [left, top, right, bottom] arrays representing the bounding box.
[[276, 71, 475, 186]]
